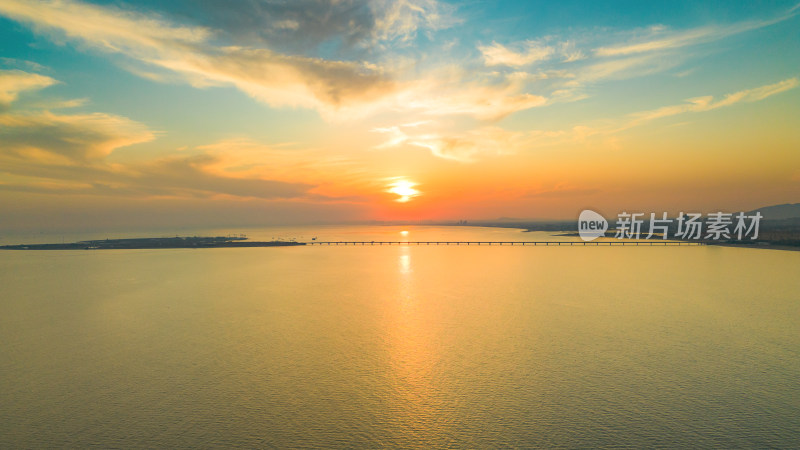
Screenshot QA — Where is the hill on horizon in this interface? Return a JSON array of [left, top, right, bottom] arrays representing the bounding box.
[[748, 203, 800, 220]]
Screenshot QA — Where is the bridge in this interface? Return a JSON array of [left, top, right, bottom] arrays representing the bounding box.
[[306, 241, 704, 246]]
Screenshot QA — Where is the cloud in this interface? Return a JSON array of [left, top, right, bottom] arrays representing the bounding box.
[[0, 132, 317, 201], [153, 46, 396, 117], [472, 12, 790, 96], [595, 27, 711, 57], [479, 41, 554, 67], [409, 127, 525, 162], [153, 0, 454, 51], [273, 20, 300, 31], [0, 0, 503, 122], [518, 77, 800, 142], [0, 0, 543, 122], [192, 138, 370, 188], [0, 0, 396, 118], [157, 47, 545, 120], [594, 14, 793, 57], [0, 71, 320, 200], [10, 0, 787, 124], [2, 0, 794, 168], [0, 58, 49, 73], [0, 70, 153, 162], [0, 70, 57, 107], [0, 0, 211, 55], [374, 123, 527, 162], [562, 51, 586, 63], [389, 76, 800, 161], [0, 136, 317, 201], [0, 110, 155, 162], [127, 154, 315, 199], [576, 53, 678, 83], [394, 71, 548, 120], [625, 77, 799, 128], [519, 9, 797, 101], [369, 0, 455, 43], [0, 149, 316, 200]]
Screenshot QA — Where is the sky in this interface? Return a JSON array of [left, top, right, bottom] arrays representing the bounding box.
[[0, 0, 798, 231]]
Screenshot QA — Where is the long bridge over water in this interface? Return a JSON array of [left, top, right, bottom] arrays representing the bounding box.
[[306, 241, 705, 246]]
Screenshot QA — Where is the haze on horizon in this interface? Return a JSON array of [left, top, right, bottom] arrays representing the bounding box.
[[0, 0, 798, 231]]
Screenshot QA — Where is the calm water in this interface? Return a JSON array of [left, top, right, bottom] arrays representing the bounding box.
[[1, 226, 799, 448]]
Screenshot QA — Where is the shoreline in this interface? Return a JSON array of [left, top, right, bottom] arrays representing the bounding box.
[[706, 242, 800, 252], [0, 236, 305, 250]]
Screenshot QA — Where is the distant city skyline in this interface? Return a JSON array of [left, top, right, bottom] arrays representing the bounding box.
[[1, 0, 798, 230]]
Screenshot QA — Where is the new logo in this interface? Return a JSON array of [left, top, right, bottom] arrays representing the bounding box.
[[578, 210, 608, 241]]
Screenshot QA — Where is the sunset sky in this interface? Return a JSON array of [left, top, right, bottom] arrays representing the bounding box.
[[0, 0, 798, 230]]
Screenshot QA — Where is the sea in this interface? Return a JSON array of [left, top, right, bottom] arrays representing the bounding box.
[[1, 226, 799, 448]]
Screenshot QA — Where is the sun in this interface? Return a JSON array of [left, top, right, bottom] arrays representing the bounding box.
[[387, 179, 421, 203]]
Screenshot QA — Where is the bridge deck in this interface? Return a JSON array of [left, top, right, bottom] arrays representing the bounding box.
[[306, 241, 703, 246]]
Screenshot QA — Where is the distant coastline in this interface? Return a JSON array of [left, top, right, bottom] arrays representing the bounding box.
[[0, 236, 305, 250], [546, 231, 800, 252]]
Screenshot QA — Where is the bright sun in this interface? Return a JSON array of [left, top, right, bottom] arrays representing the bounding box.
[[387, 180, 421, 203]]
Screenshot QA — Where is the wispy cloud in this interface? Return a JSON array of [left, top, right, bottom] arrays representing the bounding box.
[[0, 71, 323, 200], [0, 58, 50, 73], [369, 0, 456, 43], [595, 27, 709, 57], [624, 77, 799, 128], [0, 0, 553, 123], [562, 51, 586, 63], [3, 0, 792, 126], [0, 0, 473, 121], [0, 0, 211, 50], [0, 154, 315, 200], [0, 71, 154, 162], [0, 0, 396, 119], [373, 122, 527, 162], [407, 126, 525, 162], [542, 77, 800, 144], [593, 14, 793, 57], [534, 77, 800, 144], [479, 41, 554, 67], [0, 110, 155, 162], [501, 7, 798, 102], [152, 0, 455, 52], [0, 70, 57, 107], [394, 71, 548, 120], [375, 76, 800, 162]]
